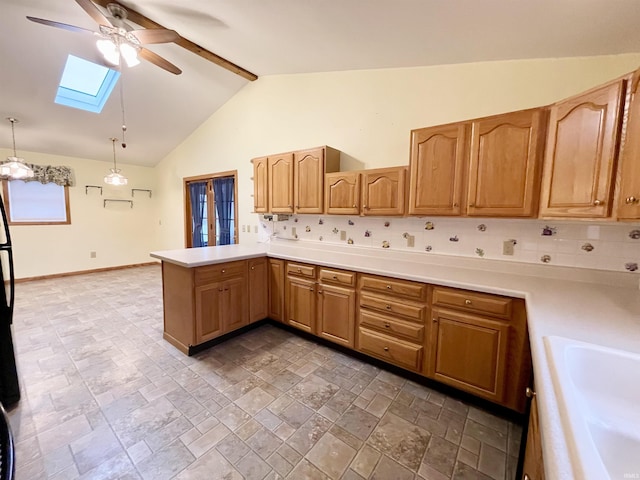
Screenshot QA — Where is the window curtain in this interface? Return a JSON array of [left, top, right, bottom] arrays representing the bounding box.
[[188, 181, 207, 248], [213, 177, 234, 246], [0, 163, 75, 186]]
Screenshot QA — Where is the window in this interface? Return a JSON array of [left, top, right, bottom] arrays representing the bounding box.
[[184, 171, 237, 248], [55, 55, 120, 113], [2, 180, 70, 225]]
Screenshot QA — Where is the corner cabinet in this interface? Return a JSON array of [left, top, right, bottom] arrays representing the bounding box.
[[161, 259, 255, 355], [539, 79, 625, 218], [409, 122, 468, 216], [617, 71, 640, 220], [467, 108, 547, 217]]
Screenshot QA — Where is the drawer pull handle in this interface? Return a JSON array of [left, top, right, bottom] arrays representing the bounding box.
[[384, 323, 390, 328], [383, 346, 389, 352], [525, 387, 536, 398], [626, 196, 638, 204], [385, 304, 392, 310], [332, 275, 338, 280], [297, 268, 302, 273], [386, 285, 392, 290]]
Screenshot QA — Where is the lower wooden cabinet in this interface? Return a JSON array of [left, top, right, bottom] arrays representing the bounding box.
[[429, 307, 509, 403], [286, 275, 316, 333], [359, 327, 424, 372], [195, 281, 225, 343], [249, 257, 268, 323], [317, 283, 356, 348], [522, 391, 545, 480], [222, 276, 249, 332], [268, 259, 285, 322]]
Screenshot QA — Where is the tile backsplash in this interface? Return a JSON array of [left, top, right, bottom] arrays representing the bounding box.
[[260, 215, 640, 273]]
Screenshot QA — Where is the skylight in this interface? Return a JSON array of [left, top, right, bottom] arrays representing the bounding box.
[[55, 55, 120, 113]]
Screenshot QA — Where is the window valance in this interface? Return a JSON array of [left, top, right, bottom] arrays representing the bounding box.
[[0, 163, 75, 186]]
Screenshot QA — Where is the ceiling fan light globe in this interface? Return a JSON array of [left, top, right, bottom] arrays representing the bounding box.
[[119, 43, 140, 67], [96, 38, 120, 65]]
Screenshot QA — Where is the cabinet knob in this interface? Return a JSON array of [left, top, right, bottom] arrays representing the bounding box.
[[433, 318, 438, 323], [352, 204, 357, 208], [224, 288, 229, 291], [384, 323, 390, 328], [383, 346, 389, 352], [593, 199, 604, 206], [523, 475, 531, 480], [297, 268, 302, 273], [453, 203, 459, 207], [222, 269, 226, 273], [309, 287, 314, 291], [626, 196, 639, 204], [525, 387, 536, 398], [469, 203, 475, 208], [251, 266, 255, 270], [385, 304, 392, 310], [218, 288, 223, 292], [464, 299, 472, 305], [364, 205, 369, 209], [332, 275, 338, 280], [318, 290, 323, 294], [386, 285, 392, 290]]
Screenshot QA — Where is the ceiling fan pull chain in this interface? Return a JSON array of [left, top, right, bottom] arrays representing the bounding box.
[[120, 75, 127, 148]]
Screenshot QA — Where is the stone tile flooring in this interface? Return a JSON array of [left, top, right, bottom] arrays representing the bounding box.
[[7, 265, 522, 479]]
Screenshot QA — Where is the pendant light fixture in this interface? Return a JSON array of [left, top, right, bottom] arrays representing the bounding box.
[[1, 118, 34, 180], [104, 137, 128, 186]]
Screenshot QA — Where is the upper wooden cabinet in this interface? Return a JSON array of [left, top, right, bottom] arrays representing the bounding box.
[[617, 72, 640, 220], [252, 157, 268, 214], [362, 167, 407, 216], [253, 146, 339, 214], [539, 79, 626, 218], [268, 152, 294, 213], [325, 172, 361, 215], [294, 147, 340, 214], [468, 108, 547, 217], [409, 123, 468, 216]]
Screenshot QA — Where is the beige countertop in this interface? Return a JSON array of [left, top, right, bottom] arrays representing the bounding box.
[[150, 240, 640, 480]]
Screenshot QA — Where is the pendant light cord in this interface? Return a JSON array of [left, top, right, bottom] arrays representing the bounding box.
[[111, 137, 118, 170], [119, 75, 127, 149], [9, 119, 17, 157]]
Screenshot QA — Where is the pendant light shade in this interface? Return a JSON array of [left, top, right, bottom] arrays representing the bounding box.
[[104, 137, 127, 186], [2, 118, 34, 180]]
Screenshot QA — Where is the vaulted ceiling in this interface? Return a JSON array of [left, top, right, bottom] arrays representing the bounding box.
[[1, 0, 639, 166]]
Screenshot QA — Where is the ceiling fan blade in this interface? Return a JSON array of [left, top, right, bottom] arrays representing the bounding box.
[[131, 28, 180, 45], [139, 48, 182, 75], [75, 0, 112, 26], [26, 16, 97, 35]]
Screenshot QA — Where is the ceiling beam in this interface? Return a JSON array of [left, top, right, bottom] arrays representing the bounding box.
[[92, 0, 258, 81]]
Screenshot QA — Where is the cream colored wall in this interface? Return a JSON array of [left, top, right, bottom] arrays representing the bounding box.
[[0, 148, 158, 279], [155, 53, 640, 251]]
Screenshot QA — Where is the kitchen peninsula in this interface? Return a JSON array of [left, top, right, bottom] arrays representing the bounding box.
[[151, 240, 640, 480]]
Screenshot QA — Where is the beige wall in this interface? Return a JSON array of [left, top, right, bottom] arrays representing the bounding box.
[[155, 53, 640, 251], [0, 148, 158, 279]]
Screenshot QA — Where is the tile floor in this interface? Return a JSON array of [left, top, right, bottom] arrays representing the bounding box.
[[7, 265, 522, 479]]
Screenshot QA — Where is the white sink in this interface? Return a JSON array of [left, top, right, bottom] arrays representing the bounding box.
[[544, 336, 640, 480]]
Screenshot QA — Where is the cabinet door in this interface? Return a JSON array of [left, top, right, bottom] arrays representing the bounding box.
[[223, 276, 248, 332], [248, 258, 268, 323], [294, 147, 325, 214], [286, 276, 316, 333], [540, 80, 625, 218], [317, 284, 356, 348], [268, 259, 285, 321], [617, 72, 640, 220], [429, 308, 509, 403], [409, 123, 467, 216], [522, 394, 545, 480], [325, 172, 361, 215], [252, 157, 269, 213], [195, 281, 224, 343], [268, 153, 294, 213], [468, 109, 546, 217], [361, 167, 407, 216]]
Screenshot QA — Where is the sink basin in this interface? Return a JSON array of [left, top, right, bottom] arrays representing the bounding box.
[[544, 336, 640, 480]]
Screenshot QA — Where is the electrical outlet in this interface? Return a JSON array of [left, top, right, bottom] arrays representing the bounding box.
[[291, 227, 297, 237], [254, 225, 258, 233], [242, 225, 246, 232], [407, 235, 415, 248], [503, 240, 515, 256], [90, 251, 96, 258], [340, 230, 347, 241]]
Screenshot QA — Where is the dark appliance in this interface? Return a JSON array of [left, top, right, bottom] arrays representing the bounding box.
[[0, 194, 19, 407]]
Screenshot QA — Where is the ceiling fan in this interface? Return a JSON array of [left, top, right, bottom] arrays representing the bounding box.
[[27, 0, 182, 75]]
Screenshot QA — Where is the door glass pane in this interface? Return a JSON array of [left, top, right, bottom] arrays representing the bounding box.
[[212, 177, 235, 245], [188, 181, 208, 247]]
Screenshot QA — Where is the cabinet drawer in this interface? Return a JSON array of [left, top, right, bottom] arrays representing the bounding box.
[[358, 328, 423, 372], [286, 262, 316, 279], [432, 287, 512, 319], [319, 268, 356, 287], [359, 274, 426, 300], [360, 294, 426, 322], [195, 261, 246, 286], [359, 310, 424, 343]]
